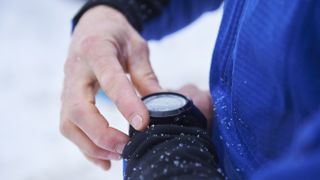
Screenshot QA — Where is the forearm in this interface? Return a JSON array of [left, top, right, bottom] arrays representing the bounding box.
[[122, 124, 223, 179]]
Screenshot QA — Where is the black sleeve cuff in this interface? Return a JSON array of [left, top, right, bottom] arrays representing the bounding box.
[[123, 125, 223, 179], [72, 0, 169, 32]]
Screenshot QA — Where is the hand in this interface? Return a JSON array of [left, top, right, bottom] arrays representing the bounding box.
[[60, 6, 161, 170], [174, 84, 213, 128]]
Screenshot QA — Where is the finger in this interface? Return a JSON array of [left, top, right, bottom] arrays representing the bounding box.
[[82, 38, 149, 130], [60, 119, 121, 160], [62, 70, 129, 154], [128, 38, 162, 96], [85, 154, 111, 171], [64, 95, 129, 153]]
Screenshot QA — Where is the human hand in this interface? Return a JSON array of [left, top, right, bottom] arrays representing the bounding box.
[[174, 84, 213, 127], [60, 6, 161, 170]]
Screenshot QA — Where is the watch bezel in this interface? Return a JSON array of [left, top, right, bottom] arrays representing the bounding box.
[[142, 92, 193, 118]]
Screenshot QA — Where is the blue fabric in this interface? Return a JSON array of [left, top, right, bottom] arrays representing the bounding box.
[[141, 0, 222, 40], [142, 0, 320, 179]]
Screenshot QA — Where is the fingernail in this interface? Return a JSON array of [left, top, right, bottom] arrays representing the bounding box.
[[131, 114, 143, 130], [115, 143, 126, 154]]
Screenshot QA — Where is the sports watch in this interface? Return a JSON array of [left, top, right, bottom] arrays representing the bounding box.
[[129, 92, 208, 137]]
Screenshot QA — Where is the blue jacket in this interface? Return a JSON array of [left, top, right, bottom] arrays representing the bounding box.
[[141, 0, 320, 179]]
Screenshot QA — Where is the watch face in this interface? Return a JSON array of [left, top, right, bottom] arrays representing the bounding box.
[[143, 93, 189, 117]]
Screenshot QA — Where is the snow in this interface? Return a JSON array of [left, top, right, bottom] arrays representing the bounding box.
[[0, 0, 222, 179]]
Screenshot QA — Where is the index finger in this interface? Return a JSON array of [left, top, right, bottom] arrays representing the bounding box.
[[82, 37, 149, 131]]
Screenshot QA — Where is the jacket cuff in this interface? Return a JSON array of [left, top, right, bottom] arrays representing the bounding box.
[[72, 0, 169, 32]]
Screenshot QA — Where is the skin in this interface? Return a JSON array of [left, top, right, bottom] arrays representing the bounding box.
[[60, 6, 212, 171]]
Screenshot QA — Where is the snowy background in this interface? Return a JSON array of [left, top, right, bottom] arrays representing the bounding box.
[[0, 0, 222, 179]]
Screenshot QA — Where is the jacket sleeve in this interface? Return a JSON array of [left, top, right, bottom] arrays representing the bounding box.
[[72, 0, 222, 40], [141, 0, 222, 40], [251, 109, 320, 180], [122, 124, 224, 179]]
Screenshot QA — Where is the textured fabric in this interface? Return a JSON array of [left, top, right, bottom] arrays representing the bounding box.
[[122, 125, 223, 179], [141, 0, 222, 40], [140, 0, 320, 179], [209, 0, 320, 179]]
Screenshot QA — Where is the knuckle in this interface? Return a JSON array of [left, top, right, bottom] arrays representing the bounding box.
[[63, 58, 76, 75], [68, 102, 87, 123], [80, 36, 100, 55], [92, 55, 115, 73], [144, 70, 158, 82], [95, 134, 114, 151], [59, 120, 70, 137], [112, 91, 127, 108], [99, 69, 122, 93], [135, 39, 149, 54]]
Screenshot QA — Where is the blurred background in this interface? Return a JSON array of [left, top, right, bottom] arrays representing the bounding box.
[[0, 0, 222, 179]]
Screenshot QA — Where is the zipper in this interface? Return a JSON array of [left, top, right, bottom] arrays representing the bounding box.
[[220, 0, 247, 85]]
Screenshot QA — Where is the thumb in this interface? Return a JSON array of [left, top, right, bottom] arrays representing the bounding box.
[[128, 39, 162, 96]]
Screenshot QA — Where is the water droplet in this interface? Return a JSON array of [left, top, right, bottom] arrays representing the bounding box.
[[221, 117, 227, 122], [195, 162, 202, 167], [173, 160, 179, 167], [182, 160, 187, 164], [217, 168, 222, 173], [160, 155, 164, 160], [226, 142, 230, 147], [163, 168, 168, 174], [139, 175, 144, 180]]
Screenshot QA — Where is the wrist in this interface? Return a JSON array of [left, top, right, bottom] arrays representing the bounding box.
[[129, 92, 208, 137]]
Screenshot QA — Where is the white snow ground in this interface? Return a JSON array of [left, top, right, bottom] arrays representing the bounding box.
[[0, 0, 222, 179]]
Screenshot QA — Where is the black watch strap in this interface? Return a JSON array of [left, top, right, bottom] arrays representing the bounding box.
[[72, 0, 170, 32], [129, 104, 208, 137]]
